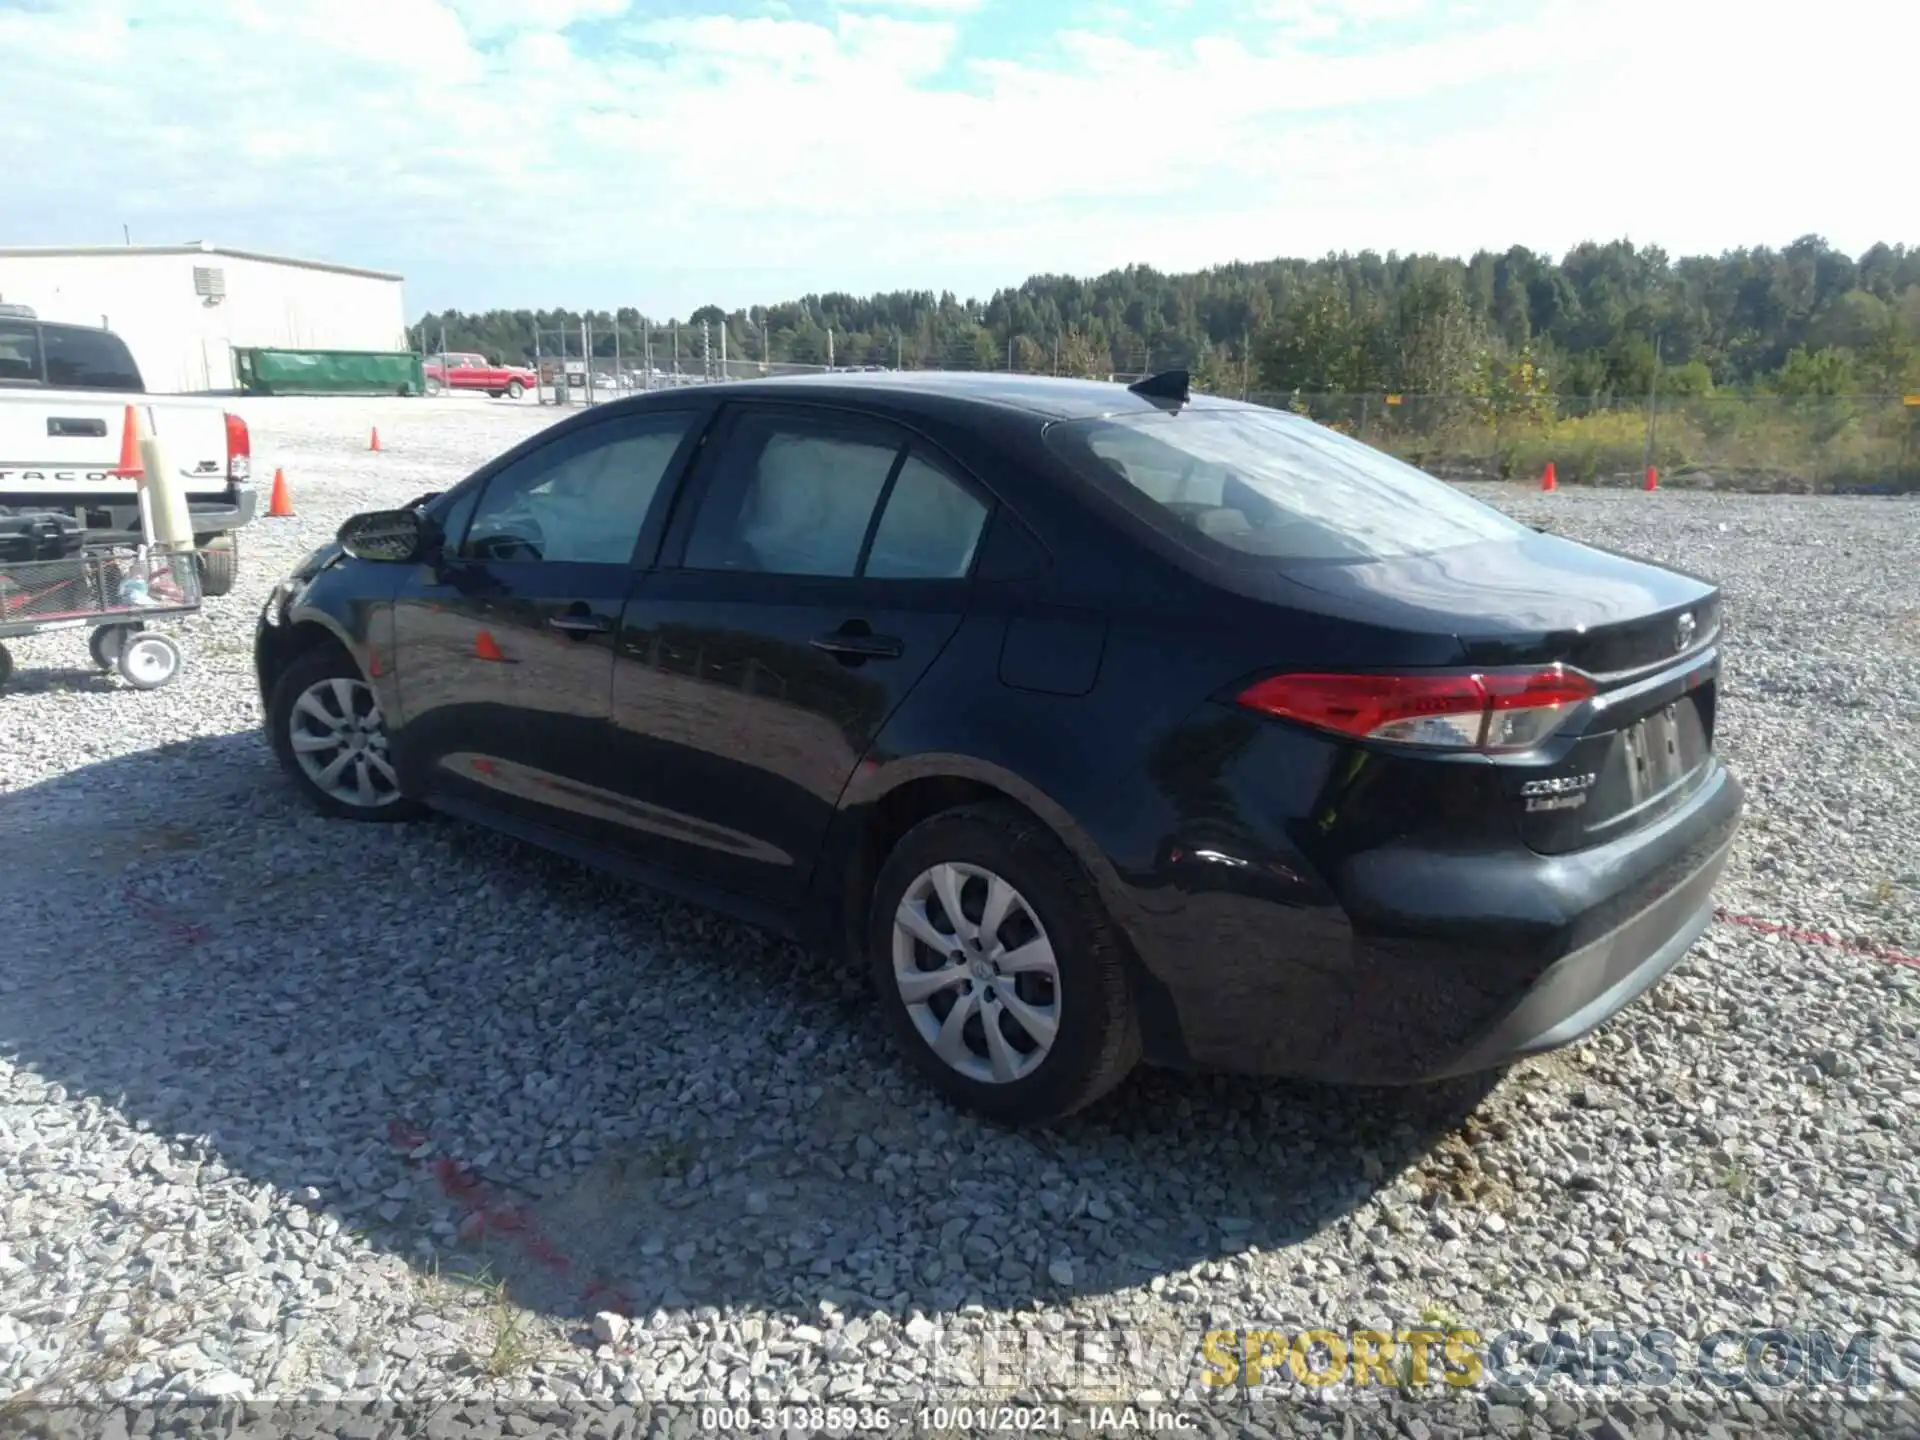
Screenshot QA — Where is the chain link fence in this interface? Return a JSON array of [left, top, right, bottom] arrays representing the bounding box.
[[418, 317, 1919, 492], [1256, 392, 1920, 494]]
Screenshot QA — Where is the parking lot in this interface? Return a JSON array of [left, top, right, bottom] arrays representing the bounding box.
[[1, 397, 1916, 1428]]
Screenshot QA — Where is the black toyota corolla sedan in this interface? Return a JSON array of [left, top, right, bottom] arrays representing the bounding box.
[[255, 370, 1741, 1124]]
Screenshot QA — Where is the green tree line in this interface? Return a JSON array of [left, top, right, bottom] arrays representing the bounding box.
[[413, 235, 1920, 402]]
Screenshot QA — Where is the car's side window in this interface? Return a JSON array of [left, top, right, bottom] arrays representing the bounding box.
[[0, 322, 42, 383], [459, 413, 694, 565], [429, 484, 481, 556], [683, 412, 906, 578], [864, 452, 990, 580]]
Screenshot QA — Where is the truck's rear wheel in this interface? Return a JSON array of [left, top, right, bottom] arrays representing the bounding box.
[[196, 536, 238, 598]]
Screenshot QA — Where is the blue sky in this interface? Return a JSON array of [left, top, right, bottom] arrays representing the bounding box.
[[2, 0, 1912, 317]]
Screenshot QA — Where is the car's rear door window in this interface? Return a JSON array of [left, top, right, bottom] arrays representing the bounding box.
[[1048, 407, 1525, 563], [683, 411, 993, 581], [864, 453, 989, 579]]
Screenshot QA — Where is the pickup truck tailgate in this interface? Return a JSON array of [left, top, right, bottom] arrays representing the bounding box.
[[0, 395, 233, 500]]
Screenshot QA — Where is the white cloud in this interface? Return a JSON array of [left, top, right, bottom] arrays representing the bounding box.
[[2, 0, 1914, 313], [833, 0, 983, 10]]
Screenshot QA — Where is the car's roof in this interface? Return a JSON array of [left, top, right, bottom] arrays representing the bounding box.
[[625, 370, 1251, 422]]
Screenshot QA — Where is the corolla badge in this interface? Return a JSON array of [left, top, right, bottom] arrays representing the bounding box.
[[1521, 772, 1597, 813], [1675, 611, 1697, 652]]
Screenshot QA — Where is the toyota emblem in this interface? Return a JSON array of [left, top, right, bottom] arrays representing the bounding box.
[[1675, 612, 1696, 652]]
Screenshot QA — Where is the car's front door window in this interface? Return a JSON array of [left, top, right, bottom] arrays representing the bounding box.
[[460, 415, 696, 567]]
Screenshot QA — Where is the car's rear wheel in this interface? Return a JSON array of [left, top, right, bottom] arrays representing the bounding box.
[[196, 535, 238, 598], [268, 647, 422, 822], [869, 803, 1139, 1125]]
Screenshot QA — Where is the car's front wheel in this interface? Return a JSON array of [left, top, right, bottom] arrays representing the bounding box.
[[506, 380, 525, 399], [869, 803, 1139, 1125], [268, 646, 422, 822]]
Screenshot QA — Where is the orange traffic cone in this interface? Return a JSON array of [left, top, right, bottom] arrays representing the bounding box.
[[473, 630, 506, 663], [111, 405, 145, 478], [267, 467, 295, 517], [1644, 465, 1659, 492], [369, 427, 381, 452], [1540, 461, 1557, 492]]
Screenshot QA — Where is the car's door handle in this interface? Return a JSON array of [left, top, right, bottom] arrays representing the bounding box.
[[810, 628, 903, 660], [548, 612, 612, 635], [48, 416, 108, 438]]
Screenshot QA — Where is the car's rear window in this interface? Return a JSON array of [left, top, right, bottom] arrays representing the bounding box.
[[1047, 407, 1526, 563], [41, 325, 142, 392]]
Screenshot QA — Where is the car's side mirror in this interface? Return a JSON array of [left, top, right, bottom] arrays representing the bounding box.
[[338, 508, 429, 563]]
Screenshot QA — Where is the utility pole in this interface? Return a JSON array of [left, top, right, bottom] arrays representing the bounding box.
[[1007, 334, 1015, 373], [827, 327, 835, 370], [581, 319, 593, 404], [672, 324, 680, 377], [701, 320, 711, 381], [895, 332, 902, 370], [719, 324, 727, 379], [642, 321, 651, 392]]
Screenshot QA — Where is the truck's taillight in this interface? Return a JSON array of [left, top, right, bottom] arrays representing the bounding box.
[[1236, 667, 1596, 752], [224, 412, 251, 482]]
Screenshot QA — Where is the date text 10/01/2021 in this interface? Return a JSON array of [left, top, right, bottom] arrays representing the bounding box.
[[699, 1405, 1196, 1433]]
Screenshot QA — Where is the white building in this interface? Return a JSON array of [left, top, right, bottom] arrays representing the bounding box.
[[0, 242, 408, 394]]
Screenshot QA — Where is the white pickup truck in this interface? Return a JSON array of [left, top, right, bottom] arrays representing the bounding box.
[[0, 306, 256, 596]]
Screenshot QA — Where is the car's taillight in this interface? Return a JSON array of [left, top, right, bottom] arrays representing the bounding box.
[[1236, 667, 1596, 752], [224, 412, 251, 482]]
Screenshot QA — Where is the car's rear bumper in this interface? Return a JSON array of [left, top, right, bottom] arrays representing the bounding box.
[[24, 486, 259, 546], [1423, 825, 1729, 1078], [1125, 761, 1743, 1084]]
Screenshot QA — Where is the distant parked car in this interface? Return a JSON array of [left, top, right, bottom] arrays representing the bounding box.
[[423, 352, 536, 400], [254, 370, 1742, 1124]]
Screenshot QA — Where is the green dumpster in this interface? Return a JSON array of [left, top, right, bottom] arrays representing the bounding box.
[[234, 348, 427, 397]]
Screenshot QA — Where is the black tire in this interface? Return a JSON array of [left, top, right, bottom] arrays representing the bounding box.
[[506, 380, 525, 400], [0, 642, 12, 689], [88, 622, 144, 670], [267, 645, 424, 822], [868, 802, 1140, 1125], [196, 536, 239, 598]]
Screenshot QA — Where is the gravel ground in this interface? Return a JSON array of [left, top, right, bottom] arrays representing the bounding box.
[[1, 395, 1917, 1435]]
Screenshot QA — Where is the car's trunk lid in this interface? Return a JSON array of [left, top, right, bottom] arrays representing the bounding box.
[[1280, 532, 1723, 855]]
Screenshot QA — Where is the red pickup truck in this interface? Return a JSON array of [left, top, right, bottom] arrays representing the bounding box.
[[423, 352, 537, 399]]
